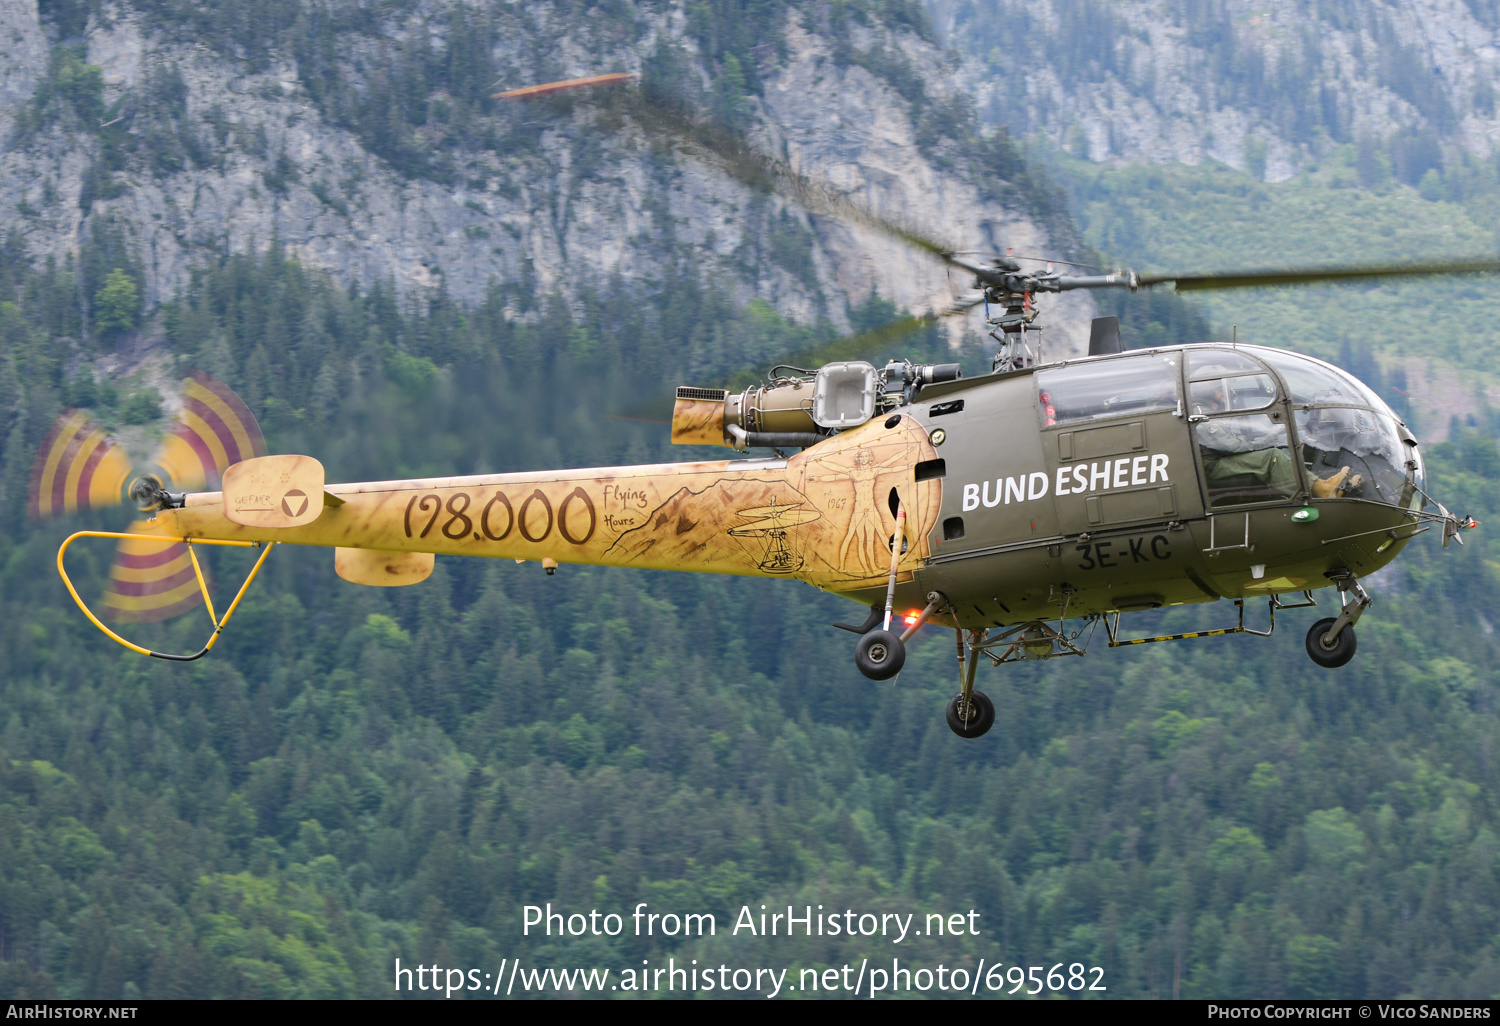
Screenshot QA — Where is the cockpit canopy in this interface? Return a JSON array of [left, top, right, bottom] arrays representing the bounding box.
[[1036, 345, 1421, 509], [1252, 347, 1420, 510]]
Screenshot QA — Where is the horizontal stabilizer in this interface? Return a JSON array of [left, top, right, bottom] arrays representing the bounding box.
[[335, 548, 435, 587]]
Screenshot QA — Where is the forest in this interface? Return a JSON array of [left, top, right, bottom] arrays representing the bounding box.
[[0, 230, 1497, 998], [1, 0, 1499, 1002]]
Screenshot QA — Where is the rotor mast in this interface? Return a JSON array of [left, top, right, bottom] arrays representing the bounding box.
[[943, 254, 1141, 372]]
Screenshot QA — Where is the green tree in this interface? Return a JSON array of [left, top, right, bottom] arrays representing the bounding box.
[[92, 268, 139, 336], [1286, 934, 1339, 999], [119, 387, 162, 424]]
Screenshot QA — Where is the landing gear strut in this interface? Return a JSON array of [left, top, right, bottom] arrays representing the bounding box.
[[853, 500, 928, 682], [920, 627, 991, 738], [947, 627, 995, 738], [1306, 572, 1370, 668]]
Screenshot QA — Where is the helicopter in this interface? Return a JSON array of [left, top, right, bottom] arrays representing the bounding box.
[[31, 81, 1488, 740]]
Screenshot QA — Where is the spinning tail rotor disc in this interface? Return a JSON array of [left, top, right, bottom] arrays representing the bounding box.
[[29, 371, 266, 623]]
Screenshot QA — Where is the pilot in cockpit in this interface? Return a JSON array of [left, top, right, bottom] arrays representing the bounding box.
[[1197, 378, 1361, 499], [1297, 407, 1366, 498]]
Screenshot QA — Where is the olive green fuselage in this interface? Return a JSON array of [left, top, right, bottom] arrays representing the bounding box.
[[852, 343, 1418, 626]]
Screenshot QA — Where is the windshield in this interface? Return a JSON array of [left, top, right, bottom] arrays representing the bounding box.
[[1295, 407, 1421, 508], [1255, 349, 1386, 410]]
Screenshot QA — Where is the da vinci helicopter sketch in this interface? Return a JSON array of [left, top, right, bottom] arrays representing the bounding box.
[[31, 82, 1485, 740]]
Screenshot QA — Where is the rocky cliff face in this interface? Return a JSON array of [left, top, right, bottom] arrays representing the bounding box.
[[0, 0, 1096, 359], [930, 0, 1500, 181]]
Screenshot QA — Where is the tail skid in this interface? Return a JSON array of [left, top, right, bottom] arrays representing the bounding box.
[[57, 530, 275, 661]]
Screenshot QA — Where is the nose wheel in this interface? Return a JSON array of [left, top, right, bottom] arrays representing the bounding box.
[[855, 502, 916, 683], [1305, 571, 1370, 668], [850, 587, 944, 681], [1306, 617, 1357, 667]]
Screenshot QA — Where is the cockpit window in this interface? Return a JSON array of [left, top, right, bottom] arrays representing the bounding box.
[[1189, 374, 1278, 412], [1257, 350, 1384, 409], [1196, 414, 1301, 507], [1188, 350, 1264, 378], [1036, 353, 1181, 427]]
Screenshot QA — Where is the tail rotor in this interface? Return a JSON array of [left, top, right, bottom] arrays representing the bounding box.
[[29, 371, 266, 623]]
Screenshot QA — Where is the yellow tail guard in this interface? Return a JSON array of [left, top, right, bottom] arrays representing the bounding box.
[[222, 455, 326, 528]]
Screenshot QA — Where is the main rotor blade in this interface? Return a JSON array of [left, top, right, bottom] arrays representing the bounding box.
[[520, 80, 994, 412], [493, 73, 634, 100], [1137, 258, 1500, 292], [608, 88, 963, 264]]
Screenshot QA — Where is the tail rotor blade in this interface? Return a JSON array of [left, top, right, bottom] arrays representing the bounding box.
[[100, 521, 206, 624], [613, 89, 963, 264], [153, 371, 267, 490], [30, 371, 265, 522], [103, 372, 262, 623], [28, 412, 134, 519], [29, 372, 261, 625]]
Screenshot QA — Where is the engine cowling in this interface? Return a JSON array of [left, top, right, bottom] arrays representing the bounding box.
[[671, 360, 960, 450]]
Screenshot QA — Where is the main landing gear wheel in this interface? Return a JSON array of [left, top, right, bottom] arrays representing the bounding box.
[[1306, 617, 1357, 668], [946, 691, 995, 739], [855, 628, 905, 680]]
